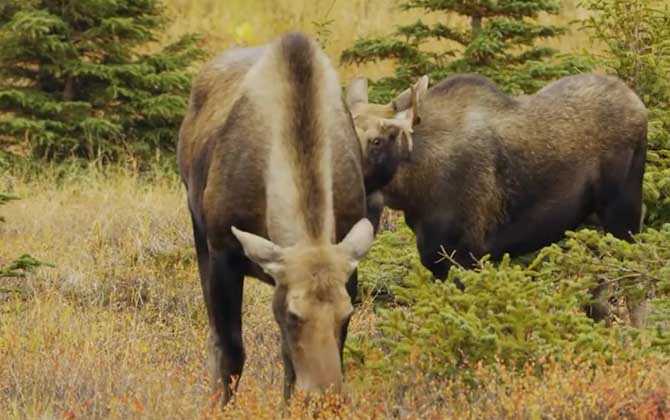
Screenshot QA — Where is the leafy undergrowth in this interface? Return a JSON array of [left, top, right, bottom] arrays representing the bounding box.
[[1, 166, 669, 418], [355, 218, 670, 388]]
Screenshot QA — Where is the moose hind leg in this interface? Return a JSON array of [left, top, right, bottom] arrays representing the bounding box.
[[598, 143, 645, 241], [341, 269, 358, 357], [627, 297, 650, 328], [207, 249, 246, 405], [584, 280, 611, 325], [366, 191, 385, 234], [190, 212, 211, 308]]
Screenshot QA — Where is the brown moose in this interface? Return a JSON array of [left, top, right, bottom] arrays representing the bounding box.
[[348, 73, 648, 323], [178, 33, 374, 404]]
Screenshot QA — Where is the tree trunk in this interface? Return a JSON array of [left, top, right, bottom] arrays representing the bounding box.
[[471, 14, 482, 38], [63, 76, 75, 101]]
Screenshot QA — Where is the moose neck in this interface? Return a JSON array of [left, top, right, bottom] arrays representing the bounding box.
[[242, 34, 340, 247]]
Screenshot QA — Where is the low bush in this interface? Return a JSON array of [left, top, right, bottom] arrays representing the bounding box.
[[352, 222, 670, 384], [0, 192, 48, 279]]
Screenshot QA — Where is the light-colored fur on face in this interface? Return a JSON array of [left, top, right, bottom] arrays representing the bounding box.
[[346, 76, 429, 157], [276, 246, 355, 392], [232, 217, 373, 395]]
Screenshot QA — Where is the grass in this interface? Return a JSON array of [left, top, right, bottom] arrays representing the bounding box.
[[1, 165, 669, 418], [1, 1, 670, 416]]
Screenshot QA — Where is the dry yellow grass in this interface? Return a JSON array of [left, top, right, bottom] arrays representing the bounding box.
[[1, 167, 669, 418], [2, 2, 670, 418]]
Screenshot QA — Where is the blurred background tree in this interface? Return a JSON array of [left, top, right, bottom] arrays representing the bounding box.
[[341, 0, 592, 102], [0, 0, 206, 162]]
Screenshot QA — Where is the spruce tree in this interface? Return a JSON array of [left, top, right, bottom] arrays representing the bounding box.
[[0, 192, 45, 278], [0, 0, 205, 161], [341, 0, 590, 101]]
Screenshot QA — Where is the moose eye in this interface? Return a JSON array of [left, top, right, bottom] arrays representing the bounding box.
[[370, 137, 382, 146], [287, 311, 303, 325]]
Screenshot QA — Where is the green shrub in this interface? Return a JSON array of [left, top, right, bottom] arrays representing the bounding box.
[[0, 254, 46, 278], [0, 192, 48, 278], [358, 221, 418, 301], [375, 258, 614, 378], [536, 227, 670, 311], [352, 221, 670, 382], [644, 118, 670, 226]]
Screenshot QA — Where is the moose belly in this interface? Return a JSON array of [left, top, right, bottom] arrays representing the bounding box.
[[486, 181, 595, 259]]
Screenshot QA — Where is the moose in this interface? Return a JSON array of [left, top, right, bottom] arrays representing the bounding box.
[[178, 33, 375, 404], [348, 73, 648, 322]]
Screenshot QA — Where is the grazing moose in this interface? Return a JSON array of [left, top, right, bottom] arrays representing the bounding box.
[[178, 33, 374, 404], [348, 73, 648, 322]]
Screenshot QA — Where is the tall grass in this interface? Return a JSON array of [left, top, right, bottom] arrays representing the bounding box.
[[2, 1, 670, 417], [0, 167, 668, 417]]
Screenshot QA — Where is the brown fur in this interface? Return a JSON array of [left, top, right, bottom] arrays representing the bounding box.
[[387, 74, 645, 245], [178, 33, 368, 404], [281, 34, 326, 239], [179, 45, 365, 249], [357, 73, 647, 279]]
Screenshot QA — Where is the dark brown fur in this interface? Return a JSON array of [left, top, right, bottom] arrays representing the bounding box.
[[281, 33, 325, 239], [367, 73, 647, 283]]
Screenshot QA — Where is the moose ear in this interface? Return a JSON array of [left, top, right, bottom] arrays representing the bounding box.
[[337, 218, 374, 273], [231, 227, 284, 278], [409, 75, 429, 125], [391, 75, 429, 120], [346, 77, 369, 108], [381, 76, 429, 153]]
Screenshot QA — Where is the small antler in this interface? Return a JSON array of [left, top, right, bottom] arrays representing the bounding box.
[[379, 117, 414, 153]]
